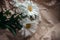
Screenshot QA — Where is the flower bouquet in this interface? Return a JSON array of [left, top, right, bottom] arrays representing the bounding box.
[[0, 0, 40, 37]]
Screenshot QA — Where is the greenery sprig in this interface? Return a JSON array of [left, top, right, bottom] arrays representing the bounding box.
[[0, 10, 27, 36]]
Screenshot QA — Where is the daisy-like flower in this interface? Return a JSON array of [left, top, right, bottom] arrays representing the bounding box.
[[11, 0, 40, 37]]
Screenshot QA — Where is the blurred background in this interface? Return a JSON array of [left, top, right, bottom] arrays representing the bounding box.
[[0, 0, 60, 40]]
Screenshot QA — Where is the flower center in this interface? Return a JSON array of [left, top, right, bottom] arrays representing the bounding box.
[[28, 5, 32, 12], [26, 24, 31, 29]]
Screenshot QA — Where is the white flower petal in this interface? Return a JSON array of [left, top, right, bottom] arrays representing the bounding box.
[[25, 29, 32, 37]]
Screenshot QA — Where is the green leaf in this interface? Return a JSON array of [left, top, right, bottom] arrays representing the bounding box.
[[5, 10, 11, 15], [21, 15, 27, 18], [1, 16, 7, 21], [15, 22, 23, 30], [19, 15, 22, 20], [0, 11, 3, 17], [10, 14, 16, 20], [8, 14, 16, 25], [0, 11, 7, 21], [6, 25, 16, 36], [19, 13, 27, 18], [0, 23, 6, 29]]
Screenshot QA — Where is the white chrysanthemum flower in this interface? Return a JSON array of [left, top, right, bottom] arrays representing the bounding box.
[[12, 0, 40, 37]]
